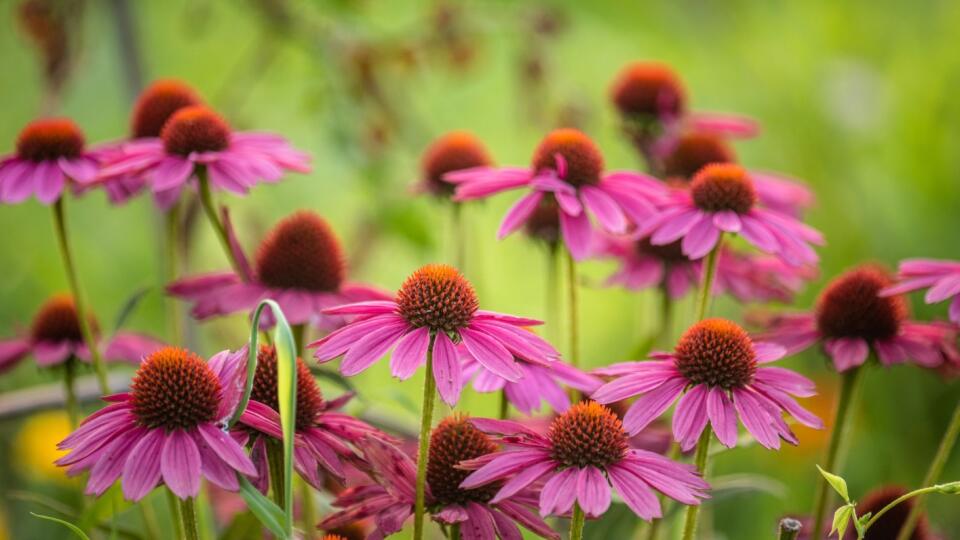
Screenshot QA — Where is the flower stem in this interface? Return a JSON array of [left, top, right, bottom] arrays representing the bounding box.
[[693, 237, 722, 323], [196, 168, 243, 276], [566, 250, 579, 368], [811, 366, 865, 538], [291, 324, 305, 357], [656, 283, 674, 349], [570, 503, 586, 540], [414, 334, 438, 540], [166, 489, 185, 539], [51, 199, 109, 394], [63, 358, 79, 429], [452, 203, 465, 271], [895, 398, 960, 540], [165, 200, 184, 344], [777, 518, 802, 540], [266, 440, 286, 509], [449, 523, 460, 540], [865, 485, 942, 532], [545, 244, 560, 345], [299, 478, 317, 540], [680, 429, 712, 540], [179, 497, 200, 540], [498, 390, 509, 420]]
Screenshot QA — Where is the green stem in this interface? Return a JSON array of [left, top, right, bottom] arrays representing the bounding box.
[[452, 203, 465, 272], [570, 503, 586, 540], [656, 282, 674, 349], [414, 334, 438, 540], [864, 485, 941, 533], [52, 199, 109, 394], [165, 201, 184, 344], [63, 358, 79, 429], [777, 518, 801, 540], [166, 489, 185, 540], [811, 367, 865, 539], [196, 168, 243, 276], [266, 440, 286, 509], [179, 497, 200, 540], [498, 390, 509, 420], [449, 523, 460, 540], [291, 324, 305, 357], [545, 244, 559, 346], [566, 250, 579, 368], [895, 398, 960, 540], [680, 430, 712, 540], [693, 238, 722, 323], [300, 478, 317, 540], [138, 498, 162, 540]]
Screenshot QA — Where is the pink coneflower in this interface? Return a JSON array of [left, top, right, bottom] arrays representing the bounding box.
[[236, 345, 386, 491], [762, 266, 958, 372], [882, 259, 960, 324], [168, 211, 387, 330], [0, 294, 164, 372], [660, 131, 814, 217], [91, 79, 203, 205], [416, 131, 492, 197], [56, 346, 257, 500], [639, 163, 823, 264], [311, 263, 558, 405], [448, 128, 667, 260], [460, 401, 709, 521], [0, 118, 99, 204], [459, 346, 602, 414], [592, 318, 822, 450], [321, 416, 559, 539], [98, 105, 310, 209], [598, 235, 815, 304]]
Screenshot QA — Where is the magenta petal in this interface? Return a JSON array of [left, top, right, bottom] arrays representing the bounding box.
[[592, 370, 673, 404], [682, 215, 721, 259], [461, 503, 496, 540], [85, 427, 145, 496], [539, 468, 578, 516], [311, 314, 401, 361], [622, 377, 686, 435], [121, 429, 165, 501], [389, 326, 430, 380], [672, 385, 710, 452], [0, 161, 35, 203], [197, 423, 257, 476], [460, 327, 522, 382], [607, 465, 661, 520], [339, 320, 409, 376], [824, 338, 870, 372], [489, 508, 523, 540], [732, 389, 780, 449], [35, 161, 65, 204], [323, 300, 397, 316], [498, 191, 544, 240], [461, 450, 551, 489], [706, 388, 738, 448], [712, 210, 742, 233], [489, 460, 554, 504], [432, 332, 463, 405], [0, 338, 30, 372], [161, 429, 202, 499], [559, 209, 593, 261], [576, 466, 612, 517], [582, 185, 627, 234]]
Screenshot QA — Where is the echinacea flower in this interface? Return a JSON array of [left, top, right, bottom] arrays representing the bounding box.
[[639, 163, 823, 264], [168, 211, 388, 330], [659, 131, 814, 217], [460, 402, 709, 519], [416, 131, 492, 197], [0, 118, 99, 204], [593, 318, 822, 450], [882, 258, 960, 324], [91, 79, 203, 205], [56, 346, 257, 500], [311, 264, 559, 405], [321, 416, 559, 540], [459, 345, 602, 414], [0, 294, 164, 373], [762, 266, 958, 372], [98, 105, 310, 209], [597, 235, 815, 303], [236, 345, 387, 491], [449, 128, 668, 260]]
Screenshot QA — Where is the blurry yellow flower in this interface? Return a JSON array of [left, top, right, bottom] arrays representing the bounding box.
[[14, 410, 71, 484]]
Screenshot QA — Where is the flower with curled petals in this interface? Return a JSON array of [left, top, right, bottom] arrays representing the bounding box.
[[639, 163, 823, 265], [593, 319, 822, 450], [762, 265, 959, 372], [55, 346, 257, 501], [448, 128, 668, 260], [459, 402, 709, 520], [882, 258, 960, 324], [311, 264, 559, 405]]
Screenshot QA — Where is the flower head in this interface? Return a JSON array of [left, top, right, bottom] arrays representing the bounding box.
[[56, 346, 257, 500], [882, 258, 960, 324], [168, 210, 387, 330], [0, 118, 100, 204], [419, 131, 491, 196], [131, 79, 203, 139], [593, 318, 822, 450], [449, 128, 668, 259], [0, 294, 163, 372], [460, 403, 709, 520], [311, 263, 559, 405], [762, 265, 957, 372], [610, 62, 686, 124]]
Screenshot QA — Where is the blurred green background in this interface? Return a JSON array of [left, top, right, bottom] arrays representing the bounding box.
[[1, 0, 959, 538]]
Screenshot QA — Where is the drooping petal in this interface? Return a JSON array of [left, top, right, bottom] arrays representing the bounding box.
[[121, 429, 165, 501], [581, 185, 627, 234], [706, 388, 738, 448], [538, 467, 579, 516], [607, 464, 661, 520], [559, 210, 593, 261], [339, 320, 409, 376], [498, 191, 544, 239], [389, 326, 430, 380], [824, 338, 870, 372], [622, 377, 686, 435], [576, 466, 612, 517], [460, 327, 522, 382], [672, 385, 710, 452], [161, 429, 202, 499], [432, 331, 463, 405]]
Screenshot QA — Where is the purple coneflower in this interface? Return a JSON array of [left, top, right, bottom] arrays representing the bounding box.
[[56, 346, 257, 500], [168, 211, 387, 331], [321, 416, 559, 540], [448, 128, 666, 260], [0, 294, 163, 372], [311, 263, 558, 405], [459, 402, 709, 532], [98, 105, 310, 208], [639, 163, 823, 264], [416, 131, 492, 198], [592, 318, 822, 451], [236, 345, 386, 492], [882, 258, 960, 324], [0, 118, 99, 204]]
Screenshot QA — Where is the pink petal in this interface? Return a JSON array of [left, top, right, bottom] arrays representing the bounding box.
[[539, 468, 579, 516], [607, 464, 661, 520], [389, 326, 430, 380], [489, 460, 554, 504], [582, 186, 627, 234], [196, 423, 257, 476], [622, 377, 686, 434], [706, 388, 738, 448], [672, 385, 710, 451], [681, 215, 721, 260], [35, 161, 65, 204], [824, 338, 870, 372], [432, 331, 463, 405], [712, 210, 742, 233], [460, 327, 522, 382], [576, 466, 612, 517], [498, 191, 544, 240], [161, 429, 202, 499], [559, 209, 593, 261], [121, 429, 165, 501]]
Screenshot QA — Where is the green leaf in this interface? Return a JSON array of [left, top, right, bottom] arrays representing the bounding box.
[[935, 480, 960, 494], [855, 512, 871, 538], [237, 476, 288, 539], [830, 504, 854, 540], [817, 465, 850, 502], [31, 513, 91, 540]]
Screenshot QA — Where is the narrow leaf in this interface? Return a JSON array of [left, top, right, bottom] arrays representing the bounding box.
[[830, 504, 853, 539], [31, 513, 92, 540], [237, 476, 287, 539], [113, 286, 151, 331], [817, 465, 850, 502]]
